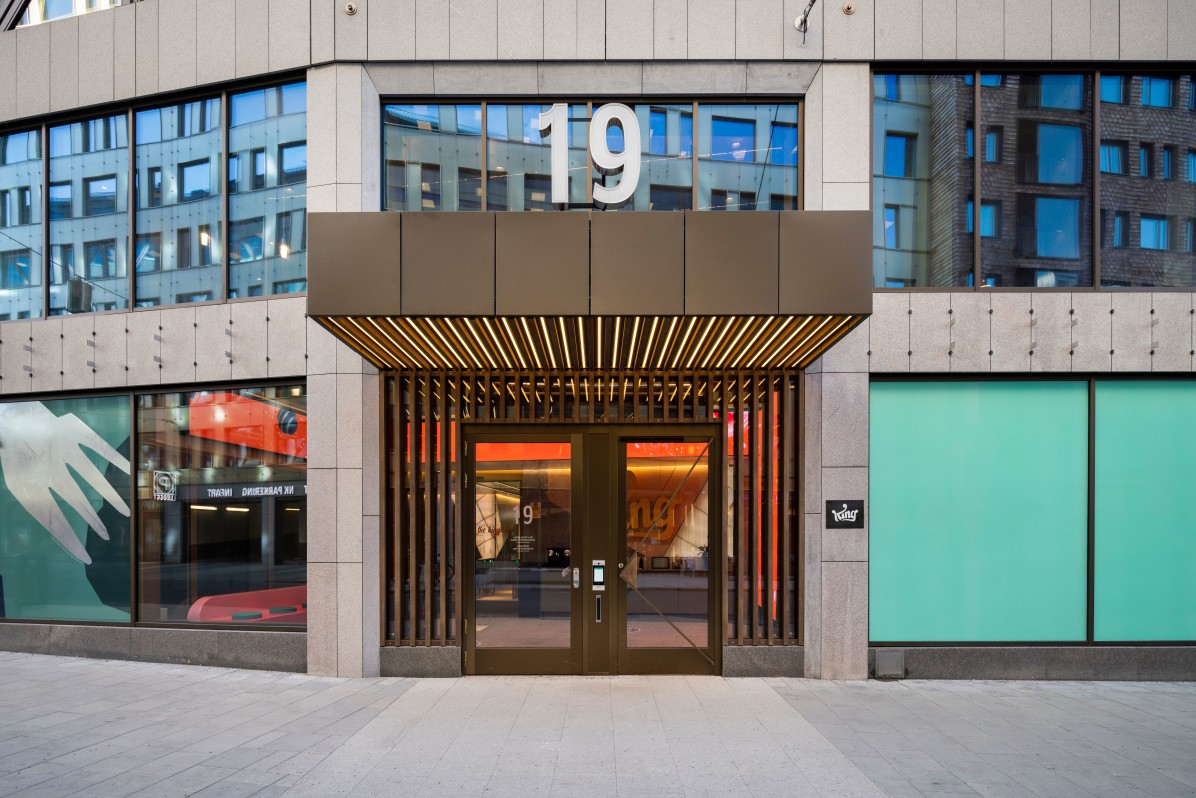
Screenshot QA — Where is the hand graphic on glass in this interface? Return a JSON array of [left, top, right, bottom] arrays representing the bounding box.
[[0, 402, 130, 565]]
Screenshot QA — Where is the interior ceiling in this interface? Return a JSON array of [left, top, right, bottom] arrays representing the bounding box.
[[314, 314, 863, 373]]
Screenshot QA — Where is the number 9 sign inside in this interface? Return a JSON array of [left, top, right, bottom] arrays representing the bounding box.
[[538, 103, 642, 208]]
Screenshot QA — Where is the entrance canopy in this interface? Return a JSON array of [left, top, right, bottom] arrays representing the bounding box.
[[307, 211, 871, 371]]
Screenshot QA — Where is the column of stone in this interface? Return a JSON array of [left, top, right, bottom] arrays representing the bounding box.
[[802, 62, 872, 680], [305, 63, 383, 677]]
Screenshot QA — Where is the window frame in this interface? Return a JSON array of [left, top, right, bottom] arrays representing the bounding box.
[[1140, 214, 1171, 251], [83, 173, 118, 217], [1100, 140, 1127, 175], [883, 131, 917, 178], [1140, 76, 1174, 108]]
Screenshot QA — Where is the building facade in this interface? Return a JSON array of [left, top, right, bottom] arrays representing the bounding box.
[[0, 0, 1193, 681]]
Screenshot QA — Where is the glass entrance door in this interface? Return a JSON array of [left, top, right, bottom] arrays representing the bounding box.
[[467, 436, 582, 674], [617, 437, 718, 674], [463, 428, 719, 675]]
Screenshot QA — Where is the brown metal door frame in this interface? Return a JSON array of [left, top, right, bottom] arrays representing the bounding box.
[[462, 426, 586, 675], [461, 422, 722, 676]]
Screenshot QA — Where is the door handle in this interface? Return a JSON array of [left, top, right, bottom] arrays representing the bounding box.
[[572, 567, 580, 588]]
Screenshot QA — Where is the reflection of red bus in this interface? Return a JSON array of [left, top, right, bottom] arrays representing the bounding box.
[[188, 392, 307, 459]]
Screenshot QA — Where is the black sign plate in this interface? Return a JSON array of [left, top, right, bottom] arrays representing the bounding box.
[[826, 500, 865, 529]]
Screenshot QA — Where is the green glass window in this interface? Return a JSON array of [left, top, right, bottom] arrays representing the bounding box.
[[1094, 381, 1196, 641], [870, 381, 1088, 642]]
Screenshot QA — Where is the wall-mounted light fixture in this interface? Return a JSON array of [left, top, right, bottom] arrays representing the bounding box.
[[795, 0, 818, 45]]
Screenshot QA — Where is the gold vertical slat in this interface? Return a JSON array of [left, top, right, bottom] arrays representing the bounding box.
[[727, 370, 736, 646], [492, 371, 502, 421], [588, 371, 596, 421], [397, 374, 406, 643], [747, 372, 758, 642], [794, 374, 804, 645], [423, 375, 434, 643], [382, 360, 819, 656], [407, 375, 419, 643], [763, 374, 775, 644], [438, 374, 450, 644], [779, 375, 792, 644], [514, 371, 523, 420]]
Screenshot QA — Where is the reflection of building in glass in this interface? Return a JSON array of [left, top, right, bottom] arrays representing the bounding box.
[[134, 99, 223, 307], [0, 129, 42, 319], [977, 74, 1094, 288], [49, 114, 130, 313], [875, 72, 1196, 288], [229, 83, 308, 298], [383, 103, 798, 213], [872, 74, 973, 287], [1099, 74, 1196, 287], [0, 81, 306, 317], [137, 385, 308, 625], [16, 0, 130, 26]]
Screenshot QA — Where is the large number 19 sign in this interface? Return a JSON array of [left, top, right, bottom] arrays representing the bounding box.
[[538, 103, 641, 207]]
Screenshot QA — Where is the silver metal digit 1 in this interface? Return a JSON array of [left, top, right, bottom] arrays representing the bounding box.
[[538, 103, 571, 205]]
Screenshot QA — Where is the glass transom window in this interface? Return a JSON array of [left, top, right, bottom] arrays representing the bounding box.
[[382, 102, 799, 212]]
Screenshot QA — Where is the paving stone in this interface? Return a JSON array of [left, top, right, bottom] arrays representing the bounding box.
[[0, 653, 1193, 797]]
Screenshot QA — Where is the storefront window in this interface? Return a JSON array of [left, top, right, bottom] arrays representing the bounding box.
[[0, 396, 132, 622], [870, 381, 1088, 642], [137, 385, 307, 626], [1095, 381, 1196, 641], [48, 115, 129, 314], [0, 129, 43, 320]]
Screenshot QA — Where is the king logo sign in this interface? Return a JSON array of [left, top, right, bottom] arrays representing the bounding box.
[[825, 500, 865, 529]]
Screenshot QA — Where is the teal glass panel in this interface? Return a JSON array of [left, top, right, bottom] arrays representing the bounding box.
[[1095, 381, 1196, 641], [0, 396, 132, 621], [870, 381, 1088, 642]]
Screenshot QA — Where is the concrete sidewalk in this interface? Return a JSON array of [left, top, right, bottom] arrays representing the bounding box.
[[0, 652, 1192, 797]]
